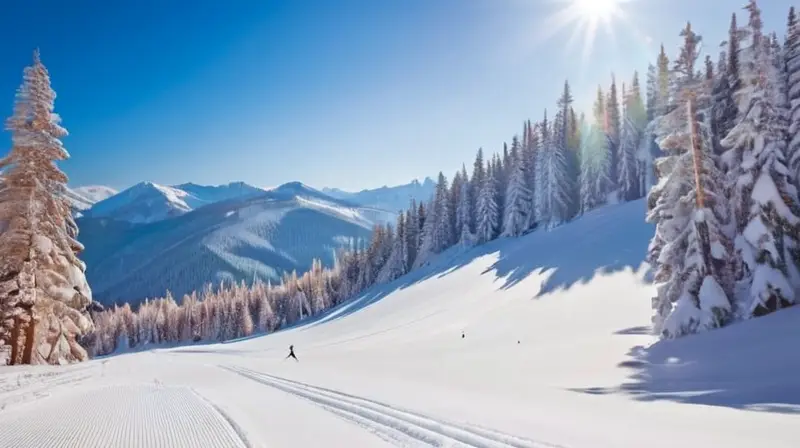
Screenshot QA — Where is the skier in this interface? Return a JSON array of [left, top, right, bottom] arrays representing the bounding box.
[[285, 345, 298, 362]]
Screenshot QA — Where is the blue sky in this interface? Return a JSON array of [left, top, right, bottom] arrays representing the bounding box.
[[0, 0, 795, 192]]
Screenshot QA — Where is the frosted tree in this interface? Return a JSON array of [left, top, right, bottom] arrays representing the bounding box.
[[412, 172, 452, 269], [455, 164, 475, 246], [606, 76, 622, 193], [541, 111, 573, 227], [534, 112, 550, 220], [619, 73, 647, 201], [377, 213, 407, 283], [433, 172, 453, 252], [522, 121, 539, 225], [404, 199, 419, 269], [235, 296, 253, 338], [785, 7, 800, 185], [580, 123, 611, 214], [470, 148, 486, 230], [0, 51, 94, 365], [413, 198, 437, 268], [502, 144, 533, 237], [649, 22, 735, 338], [722, 1, 800, 318], [475, 173, 499, 244], [449, 170, 463, 240]]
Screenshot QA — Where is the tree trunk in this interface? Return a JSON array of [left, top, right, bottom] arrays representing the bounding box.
[[687, 93, 706, 209], [21, 312, 35, 364]]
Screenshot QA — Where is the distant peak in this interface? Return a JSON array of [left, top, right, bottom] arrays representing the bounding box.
[[276, 181, 312, 191]]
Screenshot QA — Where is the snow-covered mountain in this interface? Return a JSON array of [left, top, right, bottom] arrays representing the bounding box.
[[322, 177, 436, 212], [5, 199, 797, 448], [64, 185, 118, 211], [83, 181, 266, 224], [79, 182, 393, 306]]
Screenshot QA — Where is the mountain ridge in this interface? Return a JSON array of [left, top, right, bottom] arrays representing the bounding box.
[[78, 182, 391, 306]]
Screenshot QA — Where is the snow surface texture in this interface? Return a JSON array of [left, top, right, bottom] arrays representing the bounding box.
[[1, 200, 797, 447], [322, 177, 436, 214], [79, 182, 392, 306]]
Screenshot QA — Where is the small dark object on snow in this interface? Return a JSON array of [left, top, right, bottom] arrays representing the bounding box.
[[461, 331, 465, 339], [193, 334, 202, 342], [285, 345, 298, 361], [517, 340, 520, 344]]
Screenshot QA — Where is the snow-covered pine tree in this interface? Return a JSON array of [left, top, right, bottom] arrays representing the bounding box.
[[523, 120, 539, 226], [502, 139, 533, 237], [413, 198, 437, 268], [557, 81, 580, 219], [449, 170, 463, 241], [535, 112, 550, 221], [619, 73, 647, 201], [785, 7, 800, 184], [476, 171, 499, 244], [606, 76, 622, 194], [656, 44, 671, 115], [377, 212, 407, 283], [649, 22, 735, 338], [471, 148, 485, 232], [723, 0, 800, 318], [405, 199, 419, 269], [455, 164, 475, 246], [0, 51, 94, 365], [432, 172, 453, 252], [580, 122, 610, 214], [490, 153, 505, 231], [541, 110, 573, 228]]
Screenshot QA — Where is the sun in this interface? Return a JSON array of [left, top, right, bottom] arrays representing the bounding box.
[[572, 0, 623, 22], [531, 0, 639, 65]]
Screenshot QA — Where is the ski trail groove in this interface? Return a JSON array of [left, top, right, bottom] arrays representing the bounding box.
[[222, 365, 561, 448]]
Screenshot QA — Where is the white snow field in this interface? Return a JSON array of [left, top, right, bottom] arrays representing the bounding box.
[[1, 199, 799, 448]]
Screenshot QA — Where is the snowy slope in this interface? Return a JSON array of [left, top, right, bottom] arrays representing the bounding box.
[[2, 199, 798, 447], [79, 183, 392, 306], [323, 177, 436, 213], [83, 181, 266, 224], [63, 185, 118, 211]]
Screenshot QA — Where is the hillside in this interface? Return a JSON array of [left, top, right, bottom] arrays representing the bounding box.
[[63, 185, 118, 211], [79, 182, 391, 306], [83, 181, 266, 224], [3, 199, 797, 447], [322, 177, 436, 212]]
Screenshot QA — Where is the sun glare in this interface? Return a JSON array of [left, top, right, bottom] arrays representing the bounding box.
[[573, 0, 622, 22], [533, 0, 639, 66]]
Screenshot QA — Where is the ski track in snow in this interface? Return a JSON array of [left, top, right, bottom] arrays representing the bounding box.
[[0, 364, 98, 410], [0, 384, 248, 448], [222, 365, 561, 448]]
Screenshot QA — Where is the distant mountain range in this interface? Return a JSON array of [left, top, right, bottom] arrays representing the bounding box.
[[70, 181, 406, 306], [79, 181, 266, 224], [65, 178, 435, 306], [322, 177, 436, 213]]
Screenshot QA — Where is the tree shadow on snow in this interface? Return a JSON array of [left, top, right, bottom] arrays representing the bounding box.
[[479, 200, 654, 296], [292, 200, 654, 332], [571, 308, 800, 415]]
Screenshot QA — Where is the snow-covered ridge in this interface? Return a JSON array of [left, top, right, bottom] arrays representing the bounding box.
[[78, 183, 393, 306], [63, 185, 118, 211], [322, 177, 436, 213], [82, 181, 266, 224]]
